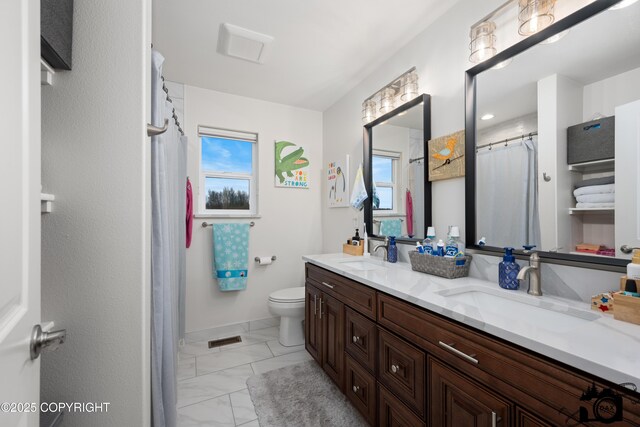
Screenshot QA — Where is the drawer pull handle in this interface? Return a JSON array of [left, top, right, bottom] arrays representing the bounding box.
[[313, 295, 317, 316], [321, 281, 334, 289], [438, 341, 479, 365], [319, 298, 323, 319], [390, 364, 400, 374], [352, 385, 360, 393], [352, 335, 360, 343]]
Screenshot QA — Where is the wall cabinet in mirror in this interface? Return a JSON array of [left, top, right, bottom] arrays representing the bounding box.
[[465, 0, 640, 268], [364, 94, 431, 242]]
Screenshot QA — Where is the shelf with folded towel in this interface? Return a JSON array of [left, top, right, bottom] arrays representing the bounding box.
[[41, 193, 55, 213], [568, 207, 614, 215], [568, 158, 614, 173]]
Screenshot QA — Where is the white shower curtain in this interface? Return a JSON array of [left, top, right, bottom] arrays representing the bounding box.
[[151, 49, 187, 427], [476, 137, 540, 249]]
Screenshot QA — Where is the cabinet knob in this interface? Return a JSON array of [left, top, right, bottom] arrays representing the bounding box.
[[352, 385, 360, 393], [352, 335, 360, 343], [391, 364, 399, 374]]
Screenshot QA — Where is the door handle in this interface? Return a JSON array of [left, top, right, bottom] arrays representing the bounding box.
[[491, 411, 498, 427], [314, 295, 317, 316], [438, 341, 479, 364], [390, 364, 400, 374], [319, 298, 323, 319], [352, 335, 360, 343], [30, 324, 66, 360], [352, 385, 360, 393]]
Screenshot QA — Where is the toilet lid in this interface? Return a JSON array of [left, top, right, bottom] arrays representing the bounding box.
[[269, 287, 305, 303]]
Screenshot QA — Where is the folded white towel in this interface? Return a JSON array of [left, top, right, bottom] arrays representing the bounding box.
[[576, 202, 615, 209], [573, 184, 615, 197], [576, 193, 615, 203]]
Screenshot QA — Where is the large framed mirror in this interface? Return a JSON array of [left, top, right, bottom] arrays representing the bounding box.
[[364, 94, 431, 242], [465, 0, 640, 268]]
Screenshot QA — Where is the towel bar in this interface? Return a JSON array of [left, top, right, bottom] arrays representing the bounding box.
[[202, 221, 255, 228]]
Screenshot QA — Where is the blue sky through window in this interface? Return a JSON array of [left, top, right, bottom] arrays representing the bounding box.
[[373, 156, 392, 182], [201, 136, 253, 174]]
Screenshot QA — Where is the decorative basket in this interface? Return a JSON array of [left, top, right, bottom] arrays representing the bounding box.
[[408, 251, 472, 279]]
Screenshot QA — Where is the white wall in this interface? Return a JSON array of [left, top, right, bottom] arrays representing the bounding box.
[[583, 66, 640, 120], [40, 0, 151, 425], [321, 0, 505, 252], [184, 85, 323, 333]]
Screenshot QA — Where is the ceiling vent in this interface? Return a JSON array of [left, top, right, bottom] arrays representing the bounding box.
[[217, 23, 274, 64]]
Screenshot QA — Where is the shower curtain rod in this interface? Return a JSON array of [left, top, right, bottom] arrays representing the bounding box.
[[476, 131, 537, 151], [160, 76, 184, 136]]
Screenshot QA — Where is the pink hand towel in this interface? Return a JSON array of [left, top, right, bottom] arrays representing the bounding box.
[[186, 178, 193, 248]]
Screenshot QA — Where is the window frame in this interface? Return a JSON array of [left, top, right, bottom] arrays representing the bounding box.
[[372, 149, 401, 214], [198, 126, 259, 216]]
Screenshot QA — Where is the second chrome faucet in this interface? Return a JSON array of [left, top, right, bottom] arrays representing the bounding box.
[[517, 252, 542, 296]]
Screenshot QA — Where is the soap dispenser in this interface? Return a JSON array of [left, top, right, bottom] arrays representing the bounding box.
[[387, 236, 398, 263], [499, 247, 520, 290]]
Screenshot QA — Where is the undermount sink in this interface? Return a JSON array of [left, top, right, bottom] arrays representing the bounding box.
[[337, 259, 385, 271], [437, 286, 598, 333]]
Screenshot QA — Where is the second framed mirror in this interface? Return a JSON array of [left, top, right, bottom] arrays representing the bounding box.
[[364, 94, 431, 242]]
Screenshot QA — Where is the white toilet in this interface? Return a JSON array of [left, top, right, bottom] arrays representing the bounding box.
[[268, 287, 305, 347]]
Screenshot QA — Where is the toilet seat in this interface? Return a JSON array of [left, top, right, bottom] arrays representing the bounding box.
[[268, 287, 305, 304]]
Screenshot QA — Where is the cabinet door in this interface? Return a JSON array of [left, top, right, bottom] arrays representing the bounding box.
[[345, 354, 376, 426], [345, 306, 377, 373], [429, 357, 511, 427], [378, 383, 426, 427], [305, 282, 322, 363], [515, 407, 553, 427], [322, 292, 345, 390], [378, 328, 426, 417]]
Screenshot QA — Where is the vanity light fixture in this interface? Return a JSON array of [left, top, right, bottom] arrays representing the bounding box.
[[609, 0, 639, 9], [469, 21, 497, 63], [361, 67, 419, 123], [379, 87, 396, 114], [362, 99, 377, 123], [481, 113, 495, 121], [518, 0, 556, 36]]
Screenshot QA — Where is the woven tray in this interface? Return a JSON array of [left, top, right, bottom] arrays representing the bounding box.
[[408, 251, 472, 279]]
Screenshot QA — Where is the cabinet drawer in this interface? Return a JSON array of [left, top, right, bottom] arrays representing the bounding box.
[[306, 263, 376, 319], [345, 307, 377, 373], [378, 383, 426, 427], [345, 354, 376, 426], [378, 327, 425, 418], [429, 356, 511, 427]]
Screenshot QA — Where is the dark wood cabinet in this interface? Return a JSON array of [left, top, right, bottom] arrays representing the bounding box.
[[345, 306, 377, 373], [378, 328, 425, 418], [429, 356, 511, 426], [305, 263, 640, 427], [378, 383, 426, 427], [345, 354, 377, 425], [305, 283, 322, 363], [321, 292, 345, 390]]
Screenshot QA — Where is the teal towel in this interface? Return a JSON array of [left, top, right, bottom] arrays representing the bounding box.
[[213, 223, 250, 291], [380, 219, 402, 237]]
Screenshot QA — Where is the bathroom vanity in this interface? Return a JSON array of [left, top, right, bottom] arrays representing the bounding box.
[[303, 254, 640, 426]]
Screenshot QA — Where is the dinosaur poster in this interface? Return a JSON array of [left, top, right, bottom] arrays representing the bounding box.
[[274, 140, 310, 189], [428, 130, 465, 182], [327, 156, 349, 208]]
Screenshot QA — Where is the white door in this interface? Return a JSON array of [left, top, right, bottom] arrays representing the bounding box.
[[0, 1, 42, 426], [615, 99, 640, 259]]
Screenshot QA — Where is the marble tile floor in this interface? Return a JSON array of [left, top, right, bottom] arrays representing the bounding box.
[[177, 321, 311, 426]]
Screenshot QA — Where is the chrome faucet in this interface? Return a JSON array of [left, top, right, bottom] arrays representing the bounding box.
[[373, 238, 389, 261], [517, 252, 542, 296]]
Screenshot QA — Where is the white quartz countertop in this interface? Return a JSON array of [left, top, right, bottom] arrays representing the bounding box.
[[302, 253, 640, 389]]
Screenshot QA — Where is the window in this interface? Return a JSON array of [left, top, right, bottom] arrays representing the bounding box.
[[373, 150, 400, 211], [199, 126, 258, 215]]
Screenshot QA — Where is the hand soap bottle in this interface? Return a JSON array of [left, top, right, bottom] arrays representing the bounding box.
[[387, 236, 398, 263], [499, 247, 520, 290]]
